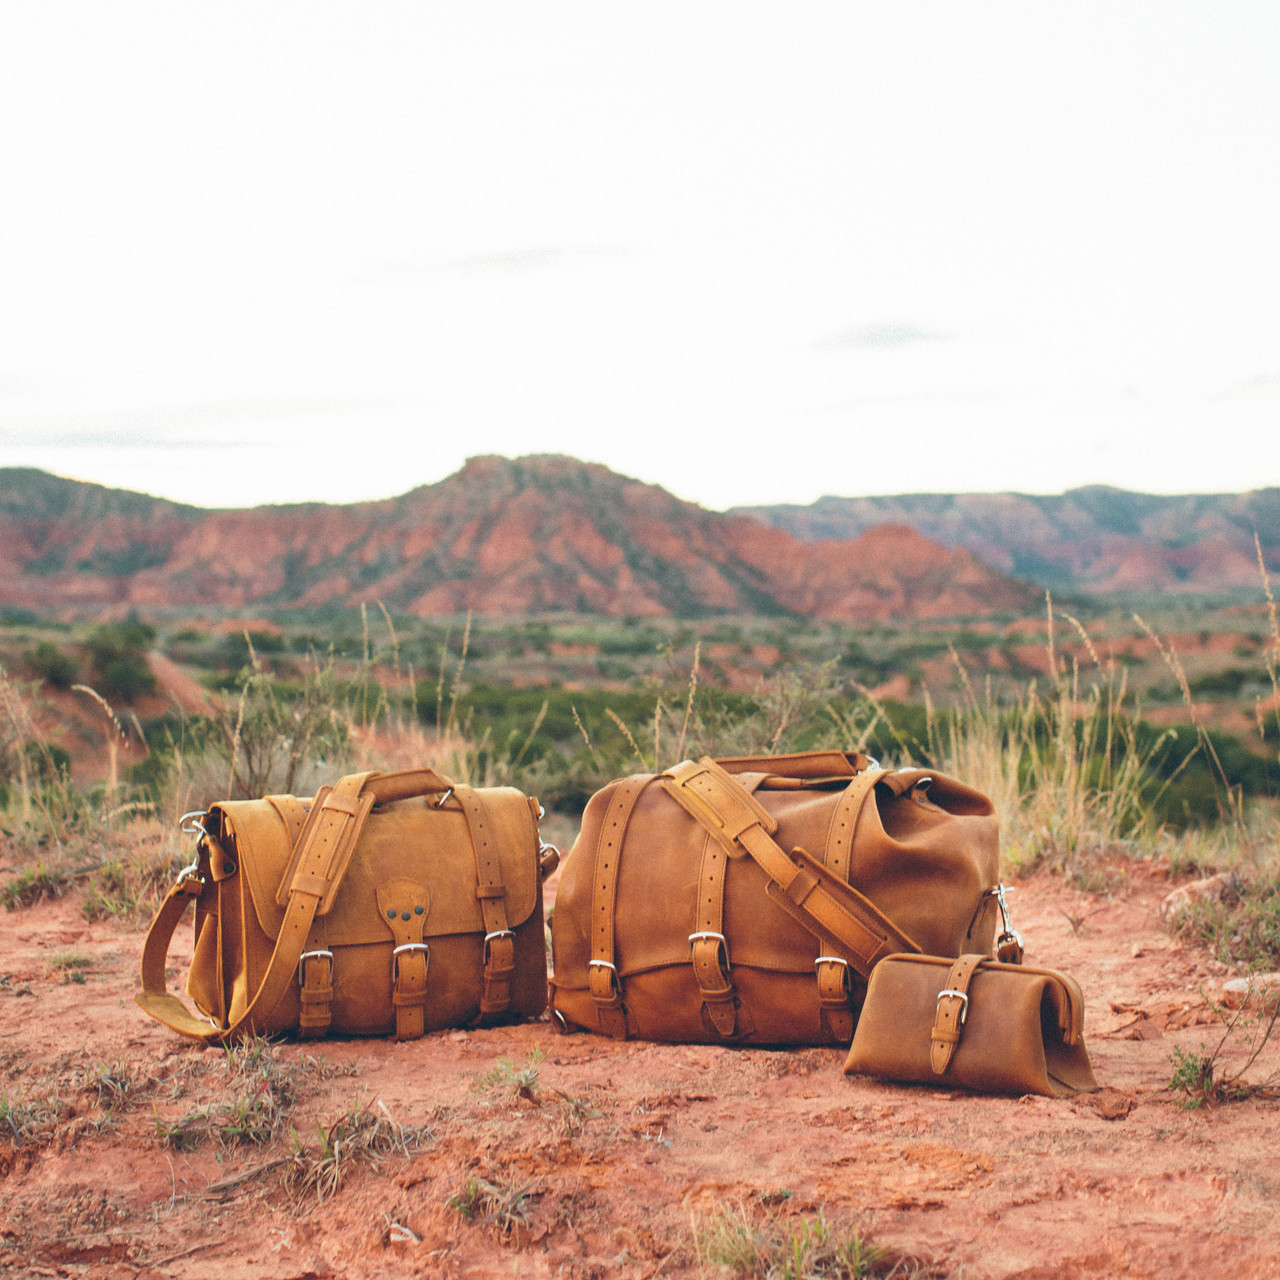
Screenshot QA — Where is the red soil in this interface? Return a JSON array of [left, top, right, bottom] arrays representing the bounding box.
[[1, 859, 1277, 1279]]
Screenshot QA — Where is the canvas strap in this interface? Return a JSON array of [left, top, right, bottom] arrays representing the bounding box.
[[662, 758, 919, 978], [136, 770, 384, 1043]]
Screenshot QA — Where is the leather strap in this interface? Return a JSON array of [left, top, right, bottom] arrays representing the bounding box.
[[662, 758, 919, 979], [930, 953, 985, 1075], [587, 774, 651, 1038], [378, 878, 431, 1041], [690, 772, 765, 1039], [821, 767, 885, 880], [454, 785, 514, 1018], [297, 919, 332, 1038], [815, 956, 854, 1041], [135, 770, 382, 1043]]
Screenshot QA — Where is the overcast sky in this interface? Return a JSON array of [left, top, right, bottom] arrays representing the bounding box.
[[2, 3, 1278, 511]]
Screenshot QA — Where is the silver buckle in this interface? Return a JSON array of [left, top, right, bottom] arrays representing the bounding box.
[[815, 955, 850, 999], [392, 942, 429, 980], [433, 788, 454, 809], [483, 929, 514, 964], [936, 988, 969, 1026], [688, 931, 730, 967], [298, 948, 334, 985]]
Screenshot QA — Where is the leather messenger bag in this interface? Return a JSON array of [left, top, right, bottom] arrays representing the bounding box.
[[137, 767, 558, 1043], [549, 752, 1013, 1045]]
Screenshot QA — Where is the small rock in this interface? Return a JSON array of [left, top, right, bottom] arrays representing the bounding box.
[[1158, 873, 1236, 921], [1131, 942, 1145, 958], [1220, 973, 1280, 1011]]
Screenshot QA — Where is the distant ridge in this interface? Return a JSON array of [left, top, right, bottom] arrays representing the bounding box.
[[734, 486, 1280, 596], [0, 456, 1035, 621]]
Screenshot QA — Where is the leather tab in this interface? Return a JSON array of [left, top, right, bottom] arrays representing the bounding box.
[[378, 878, 430, 1041], [930, 953, 984, 1075], [815, 957, 854, 1042]]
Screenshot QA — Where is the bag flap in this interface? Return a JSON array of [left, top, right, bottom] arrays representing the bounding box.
[[218, 787, 540, 947]]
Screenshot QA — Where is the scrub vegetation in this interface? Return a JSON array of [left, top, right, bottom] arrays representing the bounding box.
[[1, 582, 1278, 969]]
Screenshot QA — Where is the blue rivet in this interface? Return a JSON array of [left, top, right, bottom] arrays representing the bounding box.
[[414, 905, 424, 915], [386, 908, 396, 919], [402, 911, 411, 921]]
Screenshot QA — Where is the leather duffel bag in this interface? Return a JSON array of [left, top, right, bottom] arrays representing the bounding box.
[[549, 752, 1011, 1045], [137, 767, 558, 1043]]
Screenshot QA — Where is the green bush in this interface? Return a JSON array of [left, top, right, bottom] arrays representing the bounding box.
[[85, 622, 157, 702], [23, 641, 78, 688]]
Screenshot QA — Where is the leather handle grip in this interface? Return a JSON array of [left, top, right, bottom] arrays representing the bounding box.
[[365, 767, 456, 803], [715, 751, 875, 780]]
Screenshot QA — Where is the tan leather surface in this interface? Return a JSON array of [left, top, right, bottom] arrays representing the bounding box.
[[844, 953, 1099, 1097], [550, 752, 1001, 1045], [137, 768, 548, 1043]]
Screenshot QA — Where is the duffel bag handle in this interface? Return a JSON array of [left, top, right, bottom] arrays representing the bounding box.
[[365, 766, 456, 804], [715, 750, 877, 780]]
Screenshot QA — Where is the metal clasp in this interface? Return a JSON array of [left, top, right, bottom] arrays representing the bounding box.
[[688, 931, 731, 967], [298, 948, 334, 985], [936, 988, 969, 1026], [433, 788, 454, 809], [483, 929, 514, 965], [392, 942, 429, 980], [988, 883, 1024, 957], [179, 810, 209, 837], [174, 860, 204, 893]]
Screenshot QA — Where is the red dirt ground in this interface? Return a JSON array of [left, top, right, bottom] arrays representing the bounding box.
[[2, 857, 1278, 1280]]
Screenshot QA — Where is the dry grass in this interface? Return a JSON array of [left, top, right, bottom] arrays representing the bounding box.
[[284, 1100, 429, 1206], [694, 1204, 938, 1279]]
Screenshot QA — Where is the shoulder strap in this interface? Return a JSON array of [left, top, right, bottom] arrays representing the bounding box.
[[136, 770, 379, 1043], [662, 757, 919, 978]]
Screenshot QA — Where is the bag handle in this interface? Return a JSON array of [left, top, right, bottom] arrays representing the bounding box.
[[365, 766, 455, 804], [136, 769, 394, 1043], [661, 757, 919, 978], [715, 750, 877, 781]]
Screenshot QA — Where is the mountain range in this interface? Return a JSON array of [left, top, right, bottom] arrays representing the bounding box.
[[734, 487, 1280, 596], [0, 457, 1035, 622]]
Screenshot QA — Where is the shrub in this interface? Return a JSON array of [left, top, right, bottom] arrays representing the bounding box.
[[23, 641, 78, 688]]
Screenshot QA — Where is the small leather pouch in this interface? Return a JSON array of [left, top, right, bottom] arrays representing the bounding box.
[[844, 953, 1099, 1097]]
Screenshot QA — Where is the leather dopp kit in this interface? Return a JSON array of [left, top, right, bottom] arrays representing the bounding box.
[[136, 767, 557, 1043], [843, 953, 1098, 1097]]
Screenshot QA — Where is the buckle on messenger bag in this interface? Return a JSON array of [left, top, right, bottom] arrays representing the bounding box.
[[392, 942, 430, 980], [298, 948, 334, 984]]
